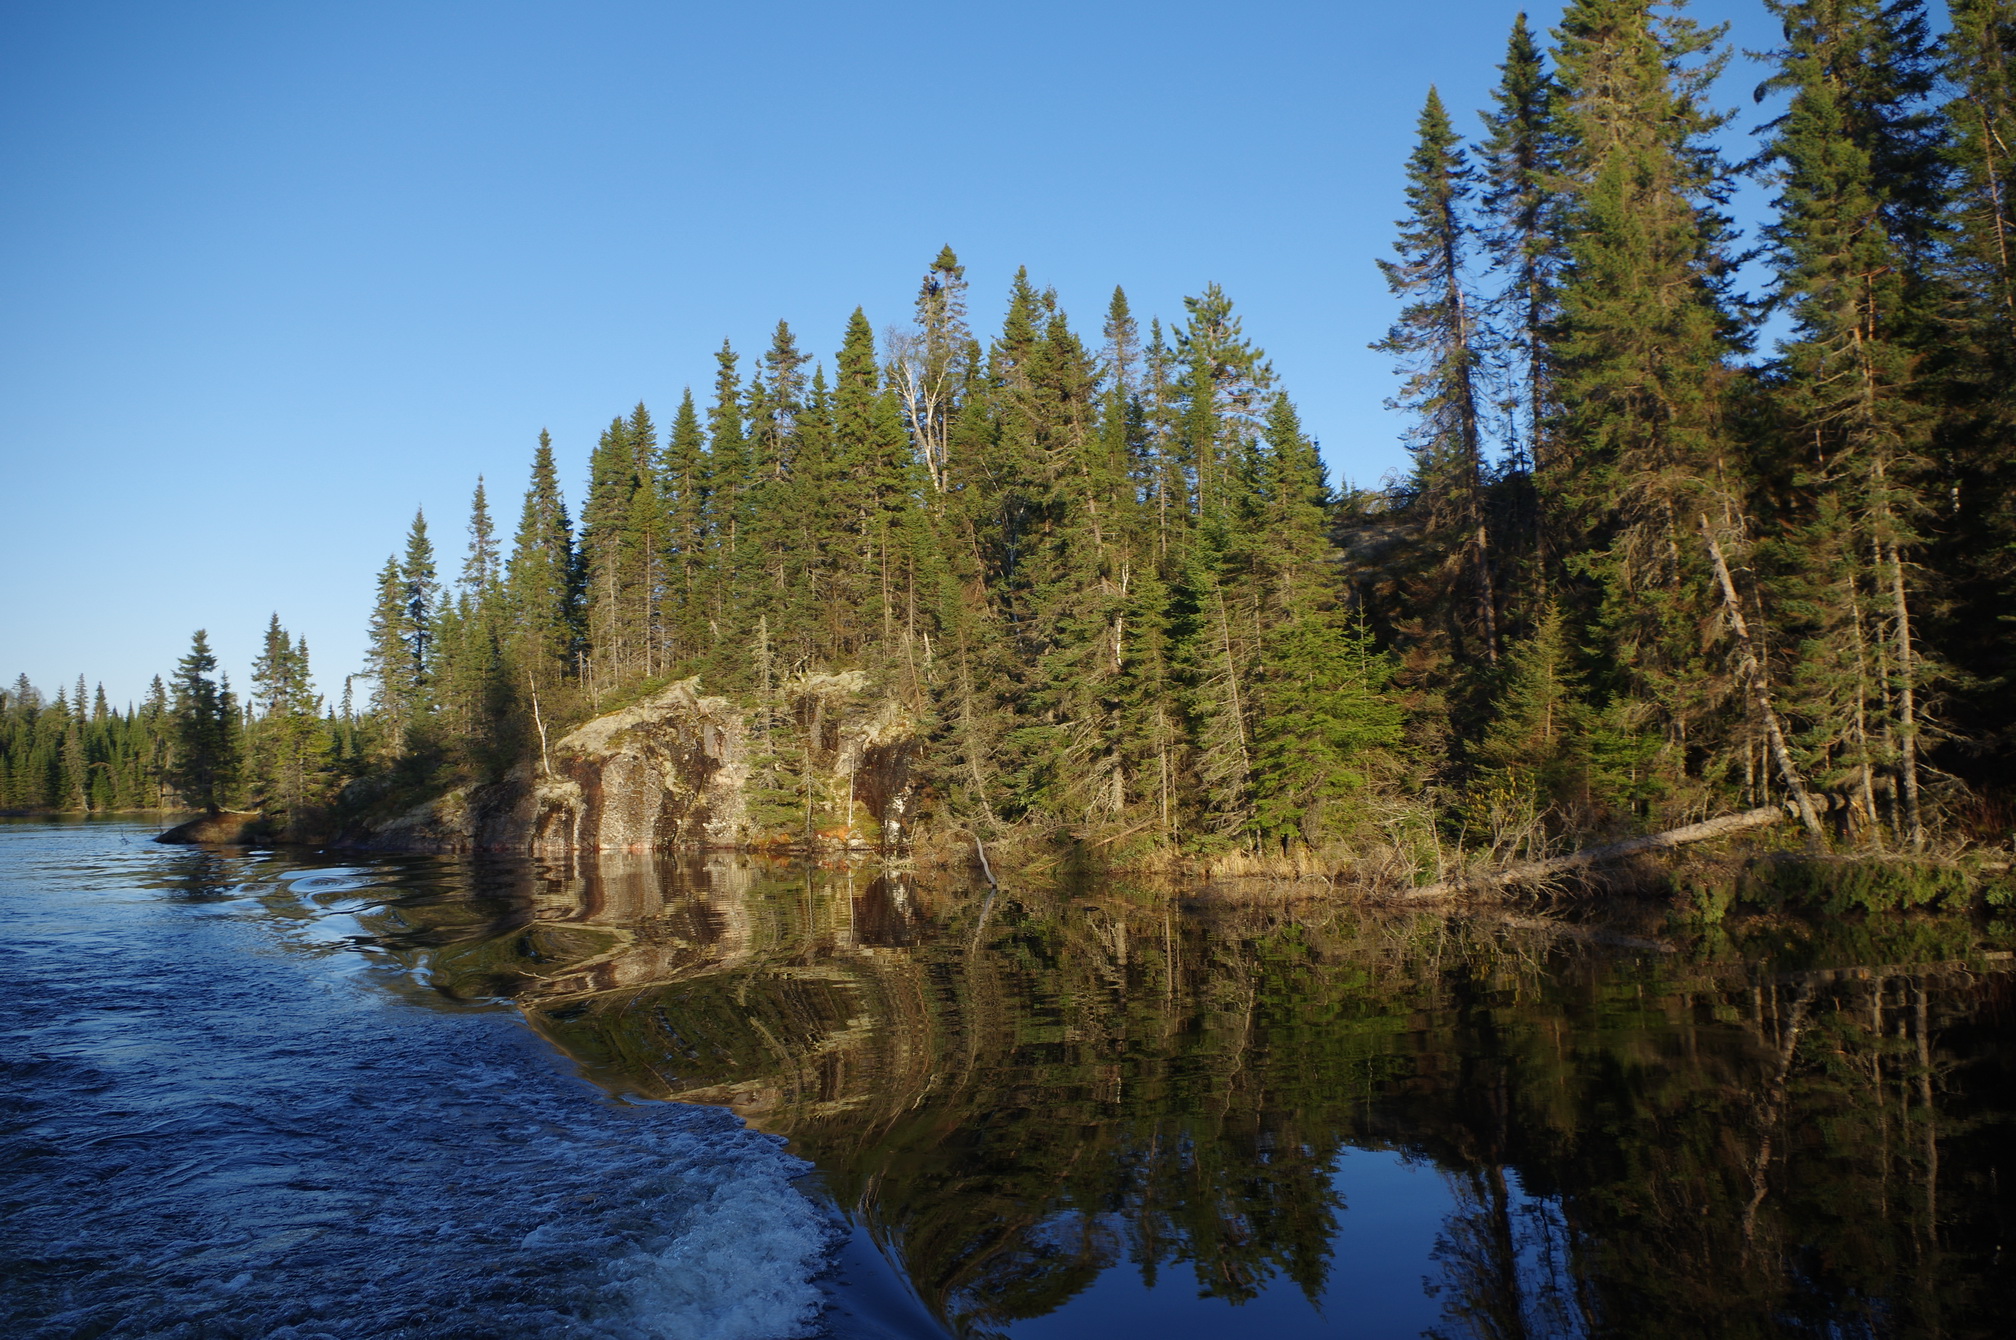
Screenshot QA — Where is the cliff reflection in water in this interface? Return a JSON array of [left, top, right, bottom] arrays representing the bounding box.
[[359, 853, 2016, 1338]]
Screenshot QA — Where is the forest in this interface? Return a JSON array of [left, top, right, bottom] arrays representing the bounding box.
[[8, 0, 2013, 874]]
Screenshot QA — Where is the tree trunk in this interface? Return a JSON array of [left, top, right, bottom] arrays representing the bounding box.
[[1881, 533, 1926, 851], [1394, 803, 1795, 901], [1702, 519, 1825, 836]]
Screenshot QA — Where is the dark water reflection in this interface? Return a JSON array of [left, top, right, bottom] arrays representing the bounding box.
[[347, 852, 2016, 1339]]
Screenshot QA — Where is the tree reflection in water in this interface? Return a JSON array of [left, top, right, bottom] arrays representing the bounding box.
[[351, 853, 2016, 1338]]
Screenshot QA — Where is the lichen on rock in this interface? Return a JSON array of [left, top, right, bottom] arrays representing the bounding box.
[[352, 676, 921, 854]]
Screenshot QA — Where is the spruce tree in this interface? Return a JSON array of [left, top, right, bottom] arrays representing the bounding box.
[[1015, 301, 1124, 824], [169, 629, 238, 813], [400, 509, 439, 694], [249, 614, 329, 827], [1546, 0, 1767, 821], [1944, 0, 2016, 339], [703, 342, 755, 681], [1935, 0, 2016, 777], [1760, 0, 1946, 846], [1375, 87, 1499, 665], [506, 430, 577, 717], [1478, 14, 1568, 476], [363, 556, 413, 751], [1247, 395, 1403, 850], [580, 413, 638, 692], [58, 694, 87, 812], [437, 478, 512, 771], [462, 477, 500, 592], [1174, 283, 1273, 530], [663, 388, 710, 665], [834, 307, 919, 658], [1471, 603, 1591, 831]]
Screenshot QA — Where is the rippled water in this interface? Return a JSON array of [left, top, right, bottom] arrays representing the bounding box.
[[5, 818, 2015, 1339], [0, 821, 833, 1339]]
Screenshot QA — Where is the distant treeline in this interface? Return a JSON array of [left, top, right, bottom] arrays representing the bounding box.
[[54, 0, 2016, 858], [1, 623, 365, 817], [0, 675, 170, 812]]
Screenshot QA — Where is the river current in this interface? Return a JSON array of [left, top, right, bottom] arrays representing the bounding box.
[[4, 817, 2013, 1338]]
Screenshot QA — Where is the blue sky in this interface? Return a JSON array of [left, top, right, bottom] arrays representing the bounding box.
[[1, 0, 1787, 706]]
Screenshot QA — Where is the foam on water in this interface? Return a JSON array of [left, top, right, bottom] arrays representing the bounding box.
[[0, 822, 839, 1339]]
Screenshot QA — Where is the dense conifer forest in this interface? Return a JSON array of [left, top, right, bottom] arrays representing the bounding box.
[[12, 0, 2013, 870]]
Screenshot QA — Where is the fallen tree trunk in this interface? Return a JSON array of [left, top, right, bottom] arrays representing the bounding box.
[[1395, 803, 1794, 901]]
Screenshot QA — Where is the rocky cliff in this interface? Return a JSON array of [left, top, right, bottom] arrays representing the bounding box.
[[352, 674, 921, 854]]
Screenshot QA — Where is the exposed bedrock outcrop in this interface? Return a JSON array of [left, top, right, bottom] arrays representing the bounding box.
[[156, 810, 273, 845], [355, 674, 922, 854]]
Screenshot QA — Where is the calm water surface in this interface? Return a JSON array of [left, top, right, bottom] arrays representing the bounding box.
[[3, 818, 2012, 1338]]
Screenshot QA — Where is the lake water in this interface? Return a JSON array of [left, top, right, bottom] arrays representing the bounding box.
[[3, 818, 2012, 1338]]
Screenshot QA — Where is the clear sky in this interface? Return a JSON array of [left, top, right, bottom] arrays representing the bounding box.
[[1, 0, 1787, 707]]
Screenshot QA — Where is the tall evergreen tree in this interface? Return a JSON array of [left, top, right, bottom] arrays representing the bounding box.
[[362, 510, 439, 755], [703, 342, 755, 680], [580, 412, 645, 691], [1174, 283, 1274, 530], [1935, 0, 2016, 775], [663, 388, 711, 665], [169, 629, 238, 813], [1545, 0, 1787, 824], [400, 509, 439, 693], [1944, 0, 2016, 339], [1760, 0, 1946, 846], [462, 477, 500, 593], [1247, 396, 1403, 850], [1478, 14, 1568, 477], [1375, 87, 1500, 667], [506, 430, 577, 712], [249, 614, 328, 827]]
